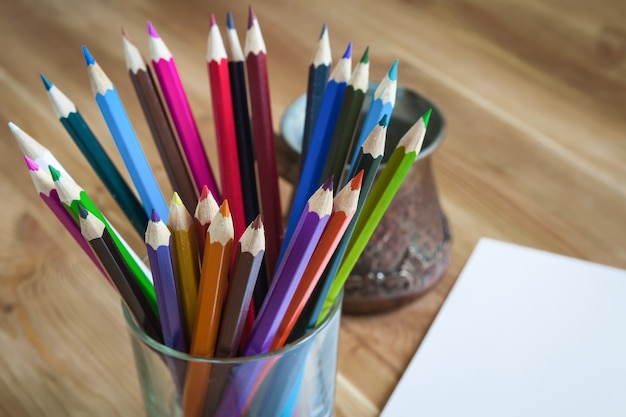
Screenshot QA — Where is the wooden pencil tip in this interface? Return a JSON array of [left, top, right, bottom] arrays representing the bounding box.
[[24, 155, 38, 171], [77, 203, 88, 219], [320, 23, 328, 38], [147, 21, 159, 38], [49, 165, 61, 182], [342, 41, 352, 59], [251, 214, 263, 229], [121, 26, 131, 41], [378, 114, 388, 127], [360, 47, 370, 64], [199, 184, 210, 200], [322, 176, 334, 192], [219, 199, 231, 217], [40, 73, 52, 91], [171, 192, 184, 206], [150, 209, 161, 222], [226, 11, 234, 29], [422, 108, 432, 128], [351, 170, 364, 189], [247, 6, 256, 28], [388, 59, 399, 81], [82, 46, 95, 66]]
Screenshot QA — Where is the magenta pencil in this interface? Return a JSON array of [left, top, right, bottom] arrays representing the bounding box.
[[24, 156, 107, 279], [207, 14, 246, 240], [148, 21, 220, 199], [243, 177, 333, 356]]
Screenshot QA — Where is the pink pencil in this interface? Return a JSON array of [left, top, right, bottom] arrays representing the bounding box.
[[24, 156, 108, 280], [148, 21, 220, 199], [207, 14, 246, 240]]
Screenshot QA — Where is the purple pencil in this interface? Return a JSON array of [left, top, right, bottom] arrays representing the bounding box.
[[148, 21, 220, 199], [24, 156, 107, 279], [243, 177, 334, 357], [145, 210, 186, 353]]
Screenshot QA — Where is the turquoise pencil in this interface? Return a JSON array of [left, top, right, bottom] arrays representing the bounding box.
[[82, 46, 168, 219]]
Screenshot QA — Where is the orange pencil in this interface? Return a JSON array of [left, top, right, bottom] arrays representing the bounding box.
[[270, 171, 363, 349], [183, 200, 233, 417]]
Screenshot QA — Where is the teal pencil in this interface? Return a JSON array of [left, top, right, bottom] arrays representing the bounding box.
[[41, 74, 148, 237]]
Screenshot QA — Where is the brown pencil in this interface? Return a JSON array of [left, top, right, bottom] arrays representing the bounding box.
[[122, 29, 198, 210]]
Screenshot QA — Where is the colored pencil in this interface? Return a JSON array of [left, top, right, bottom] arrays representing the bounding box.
[[167, 192, 200, 346], [145, 210, 186, 353], [301, 24, 332, 163], [24, 156, 107, 278], [321, 47, 370, 189], [320, 110, 430, 322], [122, 29, 198, 211], [225, 12, 259, 225], [244, 177, 333, 357], [295, 115, 387, 336], [245, 7, 282, 278], [280, 42, 352, 264], [346, 59, 398, 172], [207, 14, 246, 240], [271, 171, 362, 350], [183, 200, 233, 417], [216, 215, 265, 358], [82, 46, 168, 219], [9, 122, 72, 181], [78, 203, 162, 343], [193, 185, 219, 257], [147, 21, 220, 199], [49, 165, 157, 313], [41, 74, 148, 237]]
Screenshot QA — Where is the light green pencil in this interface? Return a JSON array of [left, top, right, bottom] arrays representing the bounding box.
[[318, 109, 431, 322]]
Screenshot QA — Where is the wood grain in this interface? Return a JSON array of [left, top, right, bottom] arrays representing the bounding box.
[[0, 0, 624, 416]]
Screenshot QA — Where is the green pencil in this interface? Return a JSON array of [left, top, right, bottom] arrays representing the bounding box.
[[319, 109, 430, 321], [50, 165, 157, 313]]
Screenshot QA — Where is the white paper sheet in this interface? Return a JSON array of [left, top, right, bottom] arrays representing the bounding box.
[[380, 238, 626, 417]]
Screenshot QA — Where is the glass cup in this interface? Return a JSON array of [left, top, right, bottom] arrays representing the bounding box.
[[277, 83, 452, 314], [122, 295, 342, 417]]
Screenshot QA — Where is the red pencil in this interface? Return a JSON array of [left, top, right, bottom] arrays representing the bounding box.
[[207, 14, 246, 241], [244, 7, 283, 279]]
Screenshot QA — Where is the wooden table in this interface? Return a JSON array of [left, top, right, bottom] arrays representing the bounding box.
[[1, 0, 625, 416]]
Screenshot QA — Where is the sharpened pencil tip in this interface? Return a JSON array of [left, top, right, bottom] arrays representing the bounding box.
[[40, 73, 52, 91], [342, 42, 352, 59], [147, 21, 159, 38], [422, 108, 432, 128], [251, 214, 263, 229], [360, 47, 369, 64], [226, 11, 235, 29], [351, 170, 364, 190], [7, 121, 17, 132], [388, 59, 398, 81], [49, 165, 61, 181], [82, 46, 95, 66], [210, 13, 216, 27], [171, 192, 183, 207], [77, 203, 88, 219], [322, 176, 334, 192], [248, 6, 256, 29], [199, 185, 210, 200], [379, 114, 388, 127], [150, 209, 161, 222], [121, 27, 131, 41], [219, 199, 231, 216], [24, 155, 38, 171], [320, 23, 327, 39]]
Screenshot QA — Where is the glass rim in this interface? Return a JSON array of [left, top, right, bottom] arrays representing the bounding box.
[[122, 293, 343, 364]]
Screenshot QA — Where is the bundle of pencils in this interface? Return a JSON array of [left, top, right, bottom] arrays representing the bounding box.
[[10, 6, 430, 417]]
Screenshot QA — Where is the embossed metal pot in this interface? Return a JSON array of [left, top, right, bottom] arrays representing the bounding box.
[[278, 84, 452, 315]]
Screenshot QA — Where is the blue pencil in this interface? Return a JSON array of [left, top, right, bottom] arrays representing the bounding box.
[[346, 59, 398, 172], [82, 46, 168, 219], [278, 42, 352, 266]]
